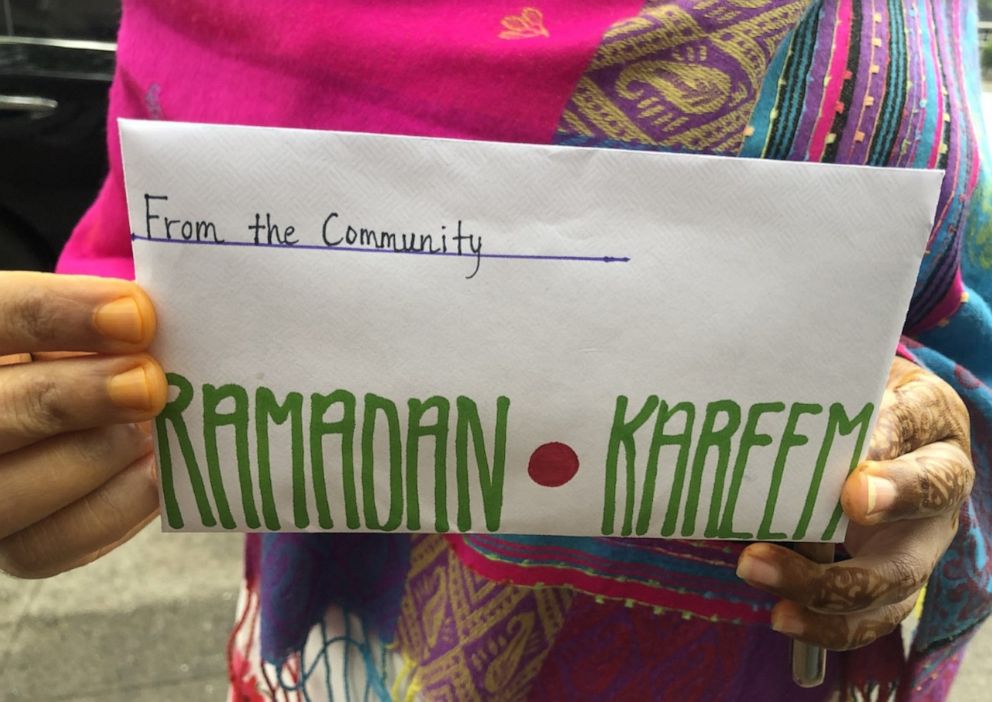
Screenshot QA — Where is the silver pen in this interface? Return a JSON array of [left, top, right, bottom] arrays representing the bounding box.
[[790, 542, 835, 687]]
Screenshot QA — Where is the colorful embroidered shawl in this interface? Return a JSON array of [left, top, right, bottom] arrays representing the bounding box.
[[57, 1, 992, 700]]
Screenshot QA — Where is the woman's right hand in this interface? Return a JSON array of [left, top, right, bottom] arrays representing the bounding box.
[[0, 271, 167, 578]]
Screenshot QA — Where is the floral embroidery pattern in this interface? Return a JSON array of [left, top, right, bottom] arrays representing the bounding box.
[[499, 7, 549, 40]]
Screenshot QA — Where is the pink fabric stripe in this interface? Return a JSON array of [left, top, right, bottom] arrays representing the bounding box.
[[452, 537, 742, 590], [836, 0, 888, 164], [927, 0, 946, 168], [912, 20, 973, 350], [923, 3, 958, 250], [57, 0, 643, 277], [900, 3, 933, 169], [808, 0, 854, 161], [913, 268, 966, 332], [890, 3, 920, 167], [925, 48, 945, 169], [463, 534, 738, 569], [952, 0, 982, 219], [917, 0, 975, 283], [448, 537, 769, 623], [895, 339, 921, 365]]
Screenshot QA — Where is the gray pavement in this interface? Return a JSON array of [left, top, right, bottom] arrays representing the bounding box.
[[0, 525, 989, 701], [0, 528, 241, 701], [950, 624, 992, 702]]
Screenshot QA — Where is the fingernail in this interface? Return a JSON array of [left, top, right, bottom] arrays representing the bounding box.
[[143, 453, 158, 483], [127, 423, 154, 449], [865, 476, 897, 516], [94, 298, 145, 344], [737, 555, 782, 588], [108, 366, 153, 411], [771, 611, 804, 636]]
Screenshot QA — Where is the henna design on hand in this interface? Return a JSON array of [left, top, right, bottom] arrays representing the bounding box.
[[781, 593, 918, 651], [895, 445, 973, 516], [741, 357, 976, 651], [868, 358, 970, 462]]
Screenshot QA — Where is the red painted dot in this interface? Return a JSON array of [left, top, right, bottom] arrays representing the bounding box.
[[528, 442, 580, 487]]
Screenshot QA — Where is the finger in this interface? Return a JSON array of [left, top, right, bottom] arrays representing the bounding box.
[[770, 592, 917, 651], [0, 271, 156, 355], [842, 441, 974, 525], [868, 358, 970, 461], [737, 540, 933, 614], [0, 424, 153, 539], [0, 354, 167, 453], [0, 453, 159, 579], [33, 351, 92, 361], [52, 508, 158, 575], [0, 353, 32, 367]]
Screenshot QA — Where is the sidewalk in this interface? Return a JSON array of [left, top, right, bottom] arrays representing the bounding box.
[[0, 525, 989, 701], [0, 528, 242, 701]]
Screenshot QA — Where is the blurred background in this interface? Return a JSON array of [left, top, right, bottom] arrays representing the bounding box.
[[0, 0, 116, 272], [0, 1, 991, 700], [1, 3, 244, 700]]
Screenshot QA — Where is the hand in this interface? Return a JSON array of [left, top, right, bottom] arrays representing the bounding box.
[[736, 356, 974, 650], [0, 271, 167, 578]]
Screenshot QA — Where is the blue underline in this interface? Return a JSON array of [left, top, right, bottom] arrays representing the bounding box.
[[130, 233, 630, 264]]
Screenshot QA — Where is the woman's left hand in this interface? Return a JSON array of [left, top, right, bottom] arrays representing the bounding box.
[[736, 356, 974, 650]]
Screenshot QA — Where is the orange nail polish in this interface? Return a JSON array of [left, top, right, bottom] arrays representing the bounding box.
[[108, 366, 153, 411], [94, 298, 145, 344]]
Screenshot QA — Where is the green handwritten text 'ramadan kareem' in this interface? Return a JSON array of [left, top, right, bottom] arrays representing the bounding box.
[[155, 373, 870, 540]]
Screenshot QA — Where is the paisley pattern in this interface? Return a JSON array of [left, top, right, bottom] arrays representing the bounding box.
[[393, 536, 573, 701], [524, 594, 899, 702], [556, 0, 811, 153], [499, 8, 550, 40]]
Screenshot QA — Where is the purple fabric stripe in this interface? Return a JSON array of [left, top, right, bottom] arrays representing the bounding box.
[[907, 0, 972, 327], [895, 2, 926, 167], [887, 1, 916, 166], [835, 0, 889, 163], [788, 1, 839, 160], [920, 0, 947, 169], [924, 1, 962, 260]]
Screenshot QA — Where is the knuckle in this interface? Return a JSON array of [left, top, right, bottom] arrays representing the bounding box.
[[924, 444, 974, 508], [81, 481, 129, 539], [7, 373, 69, 437], [0, 529, 57, 579], [66, 427, 118, 468], [915, 463, 935, 509], [887, 553, 927, 598], [867, 410, 902, 460], [810, 567, 873, 611], [927, 374, 971, 441], [887, 400, 920, 456], [950, 444, 976, 492], [11, 287, 60, 347], [962, 460, 976, 498]]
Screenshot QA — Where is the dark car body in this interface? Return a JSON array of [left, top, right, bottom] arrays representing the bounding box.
[[1, 1, 118, 270]]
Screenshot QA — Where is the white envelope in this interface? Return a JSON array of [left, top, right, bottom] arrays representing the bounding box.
[[120, 119, 942, 541]]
